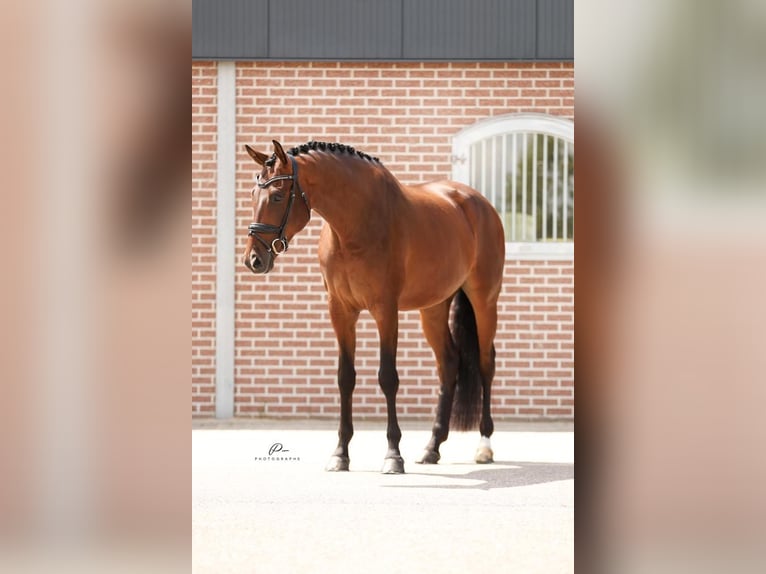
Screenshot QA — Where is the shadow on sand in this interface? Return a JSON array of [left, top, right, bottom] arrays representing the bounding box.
[[381, 461, 574, 490]]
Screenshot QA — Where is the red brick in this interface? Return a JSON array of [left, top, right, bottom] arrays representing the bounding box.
[[192, 60, 574, 421]]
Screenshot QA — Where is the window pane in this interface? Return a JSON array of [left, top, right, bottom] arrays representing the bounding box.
[[471, 131, 573, 244], [536, 137, 573, 242]]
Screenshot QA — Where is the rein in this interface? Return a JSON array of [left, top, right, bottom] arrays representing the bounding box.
[[248, 155, 311, 255]]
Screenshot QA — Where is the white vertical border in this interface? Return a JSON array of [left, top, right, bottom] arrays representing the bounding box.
[[40, 0, 94, 536], [215, 61, 236, 418]]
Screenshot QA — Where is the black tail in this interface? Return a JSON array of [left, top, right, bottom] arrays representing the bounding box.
[[449, 289, 483, 431]]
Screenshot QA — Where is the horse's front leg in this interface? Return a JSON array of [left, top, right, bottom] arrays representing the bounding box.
[[371, 303, 404, 474], [325, 301, 359, 472]]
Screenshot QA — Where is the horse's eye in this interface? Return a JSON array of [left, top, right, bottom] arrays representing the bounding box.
[[271, 193, 284, 204]]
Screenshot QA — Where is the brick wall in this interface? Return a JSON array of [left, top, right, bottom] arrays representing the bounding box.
[[192, 61, 574, 420], [192, 62, 218, 416]]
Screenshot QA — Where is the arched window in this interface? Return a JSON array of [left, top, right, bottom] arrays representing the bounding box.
[[452, 113, 574, 258]]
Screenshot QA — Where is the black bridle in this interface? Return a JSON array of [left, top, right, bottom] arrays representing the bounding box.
[[248, 155, 311, 255]]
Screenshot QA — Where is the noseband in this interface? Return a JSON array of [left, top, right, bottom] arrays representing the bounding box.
[[248, 155, 311, 255]]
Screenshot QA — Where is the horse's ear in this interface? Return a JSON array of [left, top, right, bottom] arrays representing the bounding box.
[[272, 140, 288, 165], [245, 144, 269, 166]]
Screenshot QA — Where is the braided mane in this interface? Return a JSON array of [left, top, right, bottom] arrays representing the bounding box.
[[287, 141, 380, 164]]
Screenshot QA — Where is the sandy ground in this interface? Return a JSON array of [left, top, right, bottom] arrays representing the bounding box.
[[192, 422, 574, 574]]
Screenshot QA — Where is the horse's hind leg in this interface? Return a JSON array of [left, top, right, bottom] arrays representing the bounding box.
[[459, 272, 501, 463], [415, 298, 458, 464], [470, 299, 498, 464], [325, 301, 359, 472]]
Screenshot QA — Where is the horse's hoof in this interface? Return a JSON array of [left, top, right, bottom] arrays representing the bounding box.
[[325, 455, 350, 471], [381, 456, 405, 474], [415, 449, 440, 464], [474, 447, 494, 464]]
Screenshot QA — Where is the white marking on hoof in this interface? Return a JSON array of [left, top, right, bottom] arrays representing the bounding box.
[[475, 436, 494, 464]]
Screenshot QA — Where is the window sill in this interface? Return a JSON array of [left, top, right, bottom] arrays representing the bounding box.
[[505, 242, 573, 260]]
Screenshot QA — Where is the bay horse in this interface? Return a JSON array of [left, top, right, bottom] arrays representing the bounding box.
[[243, 140, 505, 474]]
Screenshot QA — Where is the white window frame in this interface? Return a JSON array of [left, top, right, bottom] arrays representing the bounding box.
[[452, 113, 574, 260]]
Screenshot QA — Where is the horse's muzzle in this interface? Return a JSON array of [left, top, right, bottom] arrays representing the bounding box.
[[245, 250, 274, 274]]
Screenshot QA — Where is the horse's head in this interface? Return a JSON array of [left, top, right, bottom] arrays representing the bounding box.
[[243, 140, 311, 274]]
